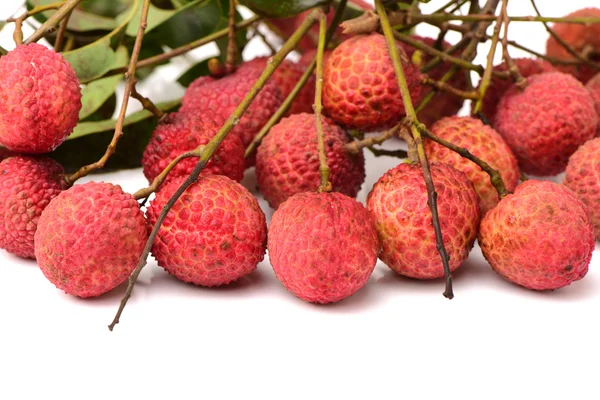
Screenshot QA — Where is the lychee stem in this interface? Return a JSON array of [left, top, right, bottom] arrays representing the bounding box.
[[420, 76, 479, 100], [24, 0, 81, 45], [108, 9, 325, 331], [376, 0, 454, 299], [345, 124, 401, 154], [131, 84, 166, 120], [8, 1, 66, 46], [245, 0, 349, 159], [417, 125, 510, 199], [64, 0, 152, 186], [225, 0, 238, 73], [249, 25, 277, 56], [315, 12, 332, 194], [54, 7, 73, 52], [531, 0, 600, 72], [387, 10, 600, 25], [499, 2, 527, 90]]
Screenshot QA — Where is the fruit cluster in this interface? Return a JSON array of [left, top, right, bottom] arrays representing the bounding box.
[[1, 3, 600, 328]]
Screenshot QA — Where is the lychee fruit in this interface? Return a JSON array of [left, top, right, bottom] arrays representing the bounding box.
[[564, 137, 600, 240], [425, 116, 520, 213], [478, 180, 594, 290], [34, 182, 148, 298], [0, 156, 68, 259], [255, 113, 365, 209], [245, 56, 315, 115], [494, 72, 598, 176], [141, 112, 244, 184], [322, 33, 422, 131], [367, 163, 480, 279], [585, 72, 600, 136], [268, 191, 379, 303], [180, 62, 282, 150], [147, 174, 267, 287], [546, 7, 600, 83], [0, 43, 82, 154], [400, 36, 468, 127], [478, 58, 555, 123]]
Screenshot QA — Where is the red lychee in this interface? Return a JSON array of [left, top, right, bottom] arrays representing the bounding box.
[[425, 116, 520, 213], [564, 137, 600, 240], [367, 163, 480, 279], [147, 174, 267, 287], [478, 180, 594, 290], [141, 112, 244, 184], [400, 36, 468, 127], [585, 72, 600, 136], [494, 72, 597, 176], [546, 7, 600, 83], [322, 33, 422, 131], [255, 113, 365, 209], [478, 58, 556, 122], [180, 63, 282, 151], [268, 191, 379, 303], [245, 56, 315, 115], [34, 182, 148, 298], [0, 43, 81, 154], [0, 156, 68, 259]]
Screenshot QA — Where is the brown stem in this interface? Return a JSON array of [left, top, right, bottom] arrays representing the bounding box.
[[500, 1, 526, 89], [345, 125, 400, 154], [225, 0, 238, 73], [340, 10, 379, 35], [388, 10, 600, 25], [131, 84, 166, 121], [421, 75, 479, 99], [420, 35, 471, 73], [108, 9, 324, 331], [367, 147, 408, 159], [8, 1, 65, 46], [24, 0, 81, 45], [252, 26, 277, 55], [314, 13, 331, 193], [399, 126, 418, 163], [418, 125, 509, 199], [53, 7, 73, 51], [64, 0, 152, 185], [376, 0, 454, 299]]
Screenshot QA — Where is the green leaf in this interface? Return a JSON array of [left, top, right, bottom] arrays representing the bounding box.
[[238, 0, 330, 18], [125, 0, 208, 37], [51, 100, 180, 171], [62, 0, 139, 82], [78, 46, 129, 120], [177, 58, 210, 87]]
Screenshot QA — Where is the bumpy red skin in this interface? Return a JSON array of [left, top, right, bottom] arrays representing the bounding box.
[[400, 36, 467, 127], [494, 72, 598, 176], [323, 33, 422, 131], [245, 57, 315, 115], [546, 8, 600, 83], [367, 163, 480, 279], [564, 137, 600, 240], [479, 58, 555, 123], [255, 113, 365, 209], [425, 116, 520, 213], [148, 175, 267, 287], [0, 43, 81, 153], [34, 182, 148, 298], [585, 72, 600, 136], [180, 63, 282, 150], [479, 180, 594, 290], [0, 156, 68, 259], [141, 112, 244, 184], [268, 192, 379, 304]]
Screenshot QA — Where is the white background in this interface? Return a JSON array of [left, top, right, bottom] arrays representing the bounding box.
[[1, 1, 599, 399]]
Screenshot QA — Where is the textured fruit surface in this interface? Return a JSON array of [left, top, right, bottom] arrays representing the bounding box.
[[479, 180, 594, 290], [586, 72, 600, 136], [546, 8, 600, 83], [479, 58, 555, 123], [425, 116, 520, 213], [148, 175, 267, 287], [401, 36, 467, 127], [35, 182, 148, 298], [142, 112, 244, 184], [564, 137, 600, 240], [323, 33, 422, 131], [0, 156, 68, 258], [0, 43, 81, 153], [181, 63, 282, 150], [245, 57, 315, 115], [268, 192, 379, 303], [494, 72, 597, 176], [256, 113, 365, 209], [367, 163, 480, 279]]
